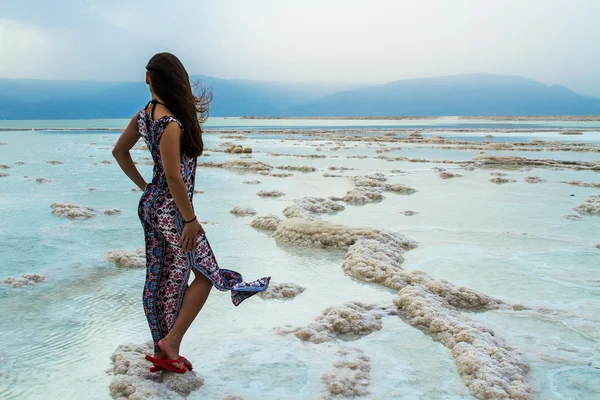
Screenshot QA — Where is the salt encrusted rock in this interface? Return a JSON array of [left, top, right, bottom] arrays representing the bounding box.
[[485, 135, 495, 139], [272, 218, 417, 251], [229, 206, 257, 216], [595, 243, 600, 249], [490, 177, 516, 184], [328, 166, 355, 171], [47, 160, 64, 165], [574, 194, 600, 216], [402, 210, 418, 216], [0, 172, 9, 177], [104, 209, 122, 215], [277, 302, 387, 343], [490, 172, 507, 177], [364, 173, 387, 182], [332, 187, 384, 205], [563, 214, 582, 220], [242, 180, 261, 184], [408, 132, 422, 138], [0, 163, 10, 169], [242, 147, 253, 154], [321, 348, 371, 399], [109, 342, 203, 400], [257, 282, 305, 299], [270, 172, 293, 178], [323, 173, 343, 177], [51, 202, 96, 219], [276, 165, 316, 173], [559, 130, 583, 135], [561, 180, 600, 189], [36, 177, 51, 183], [2, 273, 46, 288], [439, 171, 463, 179], [131, 187, 142, 192], [100, 160, 112, 164], [107, 249, 145, 268], [394, 285, 531, 400], [224, 159, 272, 171], [524, 176, 546, 183], [257, 190, 285, 197], [250, 215, 282, 231], [282, 197, 345, 220]]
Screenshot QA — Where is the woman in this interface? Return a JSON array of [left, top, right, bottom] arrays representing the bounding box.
[[112, 52, 270, 374]]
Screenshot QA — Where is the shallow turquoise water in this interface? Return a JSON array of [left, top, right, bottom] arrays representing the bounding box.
[[0, 122, 599, 399]]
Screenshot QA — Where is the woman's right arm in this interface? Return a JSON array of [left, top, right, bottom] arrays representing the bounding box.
[[112, 114, 147, 191]]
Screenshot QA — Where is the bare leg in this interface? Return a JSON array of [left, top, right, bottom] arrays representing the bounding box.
[[158, 269, 212, 368]]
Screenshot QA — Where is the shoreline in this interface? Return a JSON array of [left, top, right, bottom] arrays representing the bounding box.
[[2, 127, 600, 133], [240, 115, 600, 121]]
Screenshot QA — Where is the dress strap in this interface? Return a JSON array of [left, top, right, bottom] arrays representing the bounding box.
[[148, 99, 167, 120]]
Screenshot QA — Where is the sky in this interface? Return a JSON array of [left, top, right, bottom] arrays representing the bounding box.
[[1, 0, 599, 96]]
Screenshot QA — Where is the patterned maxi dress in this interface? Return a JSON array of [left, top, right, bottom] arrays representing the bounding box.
[[136, 104, 271, 352]]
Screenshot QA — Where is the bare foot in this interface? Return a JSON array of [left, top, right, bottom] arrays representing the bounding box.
[[157, 337, 184, 370]]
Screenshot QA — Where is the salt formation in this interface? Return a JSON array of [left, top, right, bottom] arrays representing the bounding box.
[[131, 187, 142, 192], [0, 172, 8, 177], [485, 135, 495, 139], [563, 214, 582, 220], [574, 195, 600, 216], [36, 177, 51, 183], [51, 202, 96, 219], [394, 285, 531, 400], [229, 206, 257, 216], [277, 302, 386, 343], [524, 176, 546, 183], [257, 282, 305, 299], [256, 190, 285, 197], [242, 180, 261, 184], [473, 155, 600, 171], [2, 273, 46, 288], [402, 210, 418, 216], [250, 215, 282, 231], [271, 219, 417, 251], [224, 144, 252, 154], [198, 160, 272, 172], [365, 172, 387, 181], [595, 243, 600, 249], [282, 197, 345, 220], [331, 187, 383, 204], [15, 161, 25, 165], [109, 342, 203, 400], [101, 160, 112, 164], [320, 348, 371, 399], [561, 180, 600, 189], [490, 177, 516, 184], [276, 165, 316, 173], [439, 171, 463, 179], [104, 209, 122, 215], [559, 130, 582, 135], [47, 160, 64, 165], [323, 173, 343, 178], [107, 249, 145, 268], [490, 172, 507, 176], [328, 166, 355, 171], [0, 163, 10, 169], [270, 172, 293, 178]]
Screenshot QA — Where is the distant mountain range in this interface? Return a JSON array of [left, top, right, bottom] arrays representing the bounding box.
[[0, 73, 598, 119]]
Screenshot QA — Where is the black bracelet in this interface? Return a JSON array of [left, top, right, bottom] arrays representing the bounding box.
[[184, 216, 197, 224]]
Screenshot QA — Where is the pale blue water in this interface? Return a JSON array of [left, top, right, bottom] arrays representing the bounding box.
[[0, 120, 599, 399]]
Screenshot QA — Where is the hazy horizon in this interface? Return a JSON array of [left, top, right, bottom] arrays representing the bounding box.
[[1, 0, 599, 96]]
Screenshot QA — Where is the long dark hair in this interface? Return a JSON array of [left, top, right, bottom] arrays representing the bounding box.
[[146, 52, 211, 157]]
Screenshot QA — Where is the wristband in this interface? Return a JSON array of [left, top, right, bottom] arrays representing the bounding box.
[[184, 216, 197, 224]]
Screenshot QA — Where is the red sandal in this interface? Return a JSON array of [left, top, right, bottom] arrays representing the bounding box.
[[144, 355, 187, 374], [147, 356, 193, 373]]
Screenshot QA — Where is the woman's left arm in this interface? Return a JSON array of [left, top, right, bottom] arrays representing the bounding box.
[[113, 114, 147, 191]]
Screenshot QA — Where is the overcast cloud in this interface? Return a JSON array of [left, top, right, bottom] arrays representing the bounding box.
[[0, 0, 599, 96]]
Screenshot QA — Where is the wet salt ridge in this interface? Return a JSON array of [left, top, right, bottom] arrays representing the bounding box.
[[0, 119, 599, 400]]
